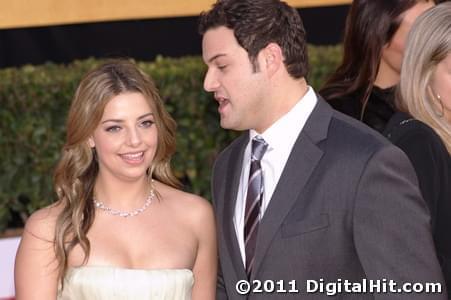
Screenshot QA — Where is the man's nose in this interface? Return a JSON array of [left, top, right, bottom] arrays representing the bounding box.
[[203, 69, 220, 92]]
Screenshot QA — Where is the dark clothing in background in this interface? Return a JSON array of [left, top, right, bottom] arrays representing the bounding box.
[[327, 86, 396, 133], [384, 112, 451, 296]]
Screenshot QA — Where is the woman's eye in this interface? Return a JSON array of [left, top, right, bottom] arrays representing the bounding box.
[[218, 65, 227, 70], [141, 120, 154, 128], [106, 126, 121, 132]]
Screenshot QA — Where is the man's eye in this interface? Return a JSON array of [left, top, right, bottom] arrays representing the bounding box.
[[218, 65, 227, 70]]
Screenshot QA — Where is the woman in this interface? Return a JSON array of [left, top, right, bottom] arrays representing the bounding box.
[[14, 59, 217, 299], [384, 2, 451, 294], [320, 0, 434, 133]]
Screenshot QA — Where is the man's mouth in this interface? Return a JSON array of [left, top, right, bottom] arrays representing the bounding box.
[[215, 95, 230, 113]]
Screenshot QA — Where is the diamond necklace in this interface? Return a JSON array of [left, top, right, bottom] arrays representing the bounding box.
[[93, 187, 155, 218]]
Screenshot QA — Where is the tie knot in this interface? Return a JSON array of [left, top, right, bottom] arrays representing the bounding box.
[[251, 136, 268, 161]]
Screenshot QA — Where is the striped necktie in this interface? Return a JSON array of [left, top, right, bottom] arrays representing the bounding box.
[[244, 136, 268, 278]]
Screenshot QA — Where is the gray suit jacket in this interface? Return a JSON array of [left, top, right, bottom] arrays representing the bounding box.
[[211, 98, 447, 299]]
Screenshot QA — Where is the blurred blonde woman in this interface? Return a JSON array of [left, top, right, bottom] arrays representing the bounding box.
[[384, 2, 451, 294], [14, 59, 217, 300]]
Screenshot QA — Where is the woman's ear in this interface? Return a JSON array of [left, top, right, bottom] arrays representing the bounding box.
[[88, 136, 95, 148]]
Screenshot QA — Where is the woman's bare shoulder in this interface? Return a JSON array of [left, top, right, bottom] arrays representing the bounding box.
[[23, 202, 63, 241], [155, 181, 214, 223], [15, 203, 62, 299]]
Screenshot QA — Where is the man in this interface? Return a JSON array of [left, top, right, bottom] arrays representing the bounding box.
[[199, 0, 446, 299]]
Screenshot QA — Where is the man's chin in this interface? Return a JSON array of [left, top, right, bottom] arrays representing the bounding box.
[[220, 119, 247, 131], [220, 118, 235, 130]]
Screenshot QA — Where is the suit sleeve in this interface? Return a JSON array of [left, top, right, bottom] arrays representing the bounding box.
[[216, 261, 229, 299], [352, 145, 447, 299], [211, 157, 229, 300]]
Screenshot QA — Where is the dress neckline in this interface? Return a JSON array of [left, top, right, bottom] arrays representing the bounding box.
[[67, 265, 193, 274]]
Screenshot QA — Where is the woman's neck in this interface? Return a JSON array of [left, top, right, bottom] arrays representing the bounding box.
[[93, 174, 151, 209], [374, 59, 400, 89]]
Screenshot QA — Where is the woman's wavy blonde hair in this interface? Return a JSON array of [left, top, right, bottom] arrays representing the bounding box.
[[53, 59, 180, 285], [396, 2, 451, 153]]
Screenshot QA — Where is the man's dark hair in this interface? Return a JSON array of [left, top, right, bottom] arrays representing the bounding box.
[[199, 0, 308, 79]]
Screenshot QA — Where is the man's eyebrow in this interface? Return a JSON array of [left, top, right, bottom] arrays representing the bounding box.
[[208, 53, 227, 63]]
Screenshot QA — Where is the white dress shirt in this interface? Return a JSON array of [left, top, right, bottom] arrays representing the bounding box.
[[234, 86, 318, 265]]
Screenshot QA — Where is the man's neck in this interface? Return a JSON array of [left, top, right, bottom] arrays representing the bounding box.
[[254, 77, 308, 134]]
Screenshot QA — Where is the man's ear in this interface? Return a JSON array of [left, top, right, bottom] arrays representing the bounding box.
[[261, 42, 283, 77], [88, 136, 95, 148]]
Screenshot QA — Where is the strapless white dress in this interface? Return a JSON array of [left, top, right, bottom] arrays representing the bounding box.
[[57, 266, 194, 300]]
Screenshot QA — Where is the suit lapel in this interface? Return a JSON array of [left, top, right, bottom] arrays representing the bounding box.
[[252, 97, 332, 278], [221, 133, 249, 280]]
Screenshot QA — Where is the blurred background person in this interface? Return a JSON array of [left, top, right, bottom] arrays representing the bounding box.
[[384, 2, 451, 294], [14, 59, 217, 300], [320, 0, 434, 133]]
